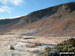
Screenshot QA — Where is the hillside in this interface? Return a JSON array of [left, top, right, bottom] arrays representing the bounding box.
[[0, 2, 75, 36]]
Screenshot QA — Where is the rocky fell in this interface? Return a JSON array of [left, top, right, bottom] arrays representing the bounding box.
[[0, 2, 75, 36]]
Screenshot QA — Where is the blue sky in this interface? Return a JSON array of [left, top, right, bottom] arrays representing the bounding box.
[[0, 0, 75, 19]]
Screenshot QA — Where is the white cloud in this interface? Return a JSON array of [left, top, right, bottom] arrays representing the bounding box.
[[0, 0, 8, 5], [0, 16, 21, 20], [0, 0, 24, 5], [0, 5, 12, 13], [0, 0, 24, 13], [8, 16, 21, 19], [11, 0, 24, 6]]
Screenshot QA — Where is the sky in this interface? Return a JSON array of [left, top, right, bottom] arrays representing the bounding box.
[[0, 0, 75, 19]]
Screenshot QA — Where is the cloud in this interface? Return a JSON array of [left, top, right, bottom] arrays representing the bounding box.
[[0, 0, 24, 13], [0, 0, 8, 5], [11, 0, 24, 6], [0, 5, 12, 13], [0, 0, 24, 5], [0, 16, 21, 20], [8, 16, 21, 19]]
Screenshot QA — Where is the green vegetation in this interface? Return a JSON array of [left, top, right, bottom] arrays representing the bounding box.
[[55, 38, 75, 52], [37, 38, 75, 56], [36, 52, 44, 56], [10, 45, 15, 50], [34, 43, 41, 46], [43, 47, 51, 56]]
